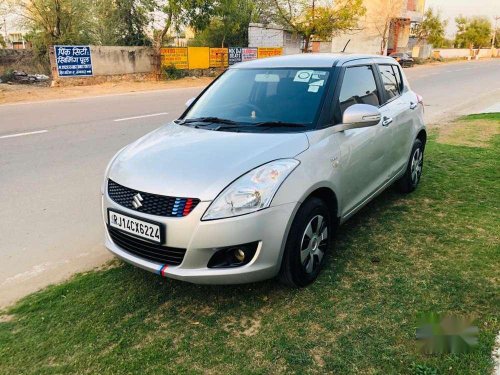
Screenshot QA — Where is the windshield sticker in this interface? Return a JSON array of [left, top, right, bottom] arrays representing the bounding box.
[[312, 71, 327, 79], [294, 70, 314, 83], [309, 79, 325, 87], [308, 85, 320, 93]]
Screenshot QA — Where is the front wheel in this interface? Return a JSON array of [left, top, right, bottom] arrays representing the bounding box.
[[398, 138, 424, 193], [279, 197, 332, 287]]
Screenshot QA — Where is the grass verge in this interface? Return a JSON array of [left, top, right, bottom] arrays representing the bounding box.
[[1, 114, 499, 374]]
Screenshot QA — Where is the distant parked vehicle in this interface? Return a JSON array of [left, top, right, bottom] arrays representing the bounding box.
[[390, 53, 414, 67]]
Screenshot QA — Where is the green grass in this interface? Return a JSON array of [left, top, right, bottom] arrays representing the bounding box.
[[1, 115, 499, 374]]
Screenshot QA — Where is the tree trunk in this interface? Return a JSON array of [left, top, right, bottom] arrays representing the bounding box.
[[153, 12, 173, 81], [303, 35, 311, 53]]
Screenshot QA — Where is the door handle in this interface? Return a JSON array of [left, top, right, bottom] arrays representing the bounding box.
[[410, 102, 418, 110], [382, 117, 393, 127]]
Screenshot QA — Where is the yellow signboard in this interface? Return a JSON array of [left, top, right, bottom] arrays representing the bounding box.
[[160, 48, 188, 69], [257, 47, 283, 59], [187, 47, 210, 69], [209, 48, 229, 68]]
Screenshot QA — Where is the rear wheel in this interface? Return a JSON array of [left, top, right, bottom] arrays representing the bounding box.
[[398, 138, 424, 193], [279, 197, 332, 287]]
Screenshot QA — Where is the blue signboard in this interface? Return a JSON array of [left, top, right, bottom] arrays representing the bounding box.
[[54, 45, 93, 77]]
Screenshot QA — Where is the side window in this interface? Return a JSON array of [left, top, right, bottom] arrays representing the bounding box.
[[335, 65, 380, 123], [379, 64, 400, 102]]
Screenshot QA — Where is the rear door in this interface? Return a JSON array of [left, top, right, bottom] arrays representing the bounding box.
[[375, 63, 413, 178]]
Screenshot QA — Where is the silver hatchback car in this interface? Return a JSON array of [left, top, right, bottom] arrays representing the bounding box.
[[102, 54, 425, 287]]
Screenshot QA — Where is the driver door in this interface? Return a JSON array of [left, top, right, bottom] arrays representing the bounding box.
[[333, 63, 392, 218]]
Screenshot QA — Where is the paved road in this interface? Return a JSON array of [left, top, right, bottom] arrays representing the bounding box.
[[0, 59, 499, 307]]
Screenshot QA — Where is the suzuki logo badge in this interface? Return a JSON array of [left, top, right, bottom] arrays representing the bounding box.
[[132, 193, 144, 209]]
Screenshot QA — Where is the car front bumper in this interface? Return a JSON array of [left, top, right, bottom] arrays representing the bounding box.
[[102, 194, 298, 284]]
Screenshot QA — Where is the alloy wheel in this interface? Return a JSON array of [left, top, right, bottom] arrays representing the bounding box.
[[411, 147, 423, 186], [300, 215, 328, 274]]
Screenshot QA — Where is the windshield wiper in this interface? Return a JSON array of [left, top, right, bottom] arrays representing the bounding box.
[[178, 117, 238, 125], [254, 121, 307, 128]]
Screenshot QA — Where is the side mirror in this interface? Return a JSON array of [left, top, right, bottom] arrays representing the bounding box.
[[185, 97, 195, 108], [338, 104, 381, 131]]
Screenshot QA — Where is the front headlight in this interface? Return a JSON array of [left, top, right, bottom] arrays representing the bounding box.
[[202, 159, 300, 220]]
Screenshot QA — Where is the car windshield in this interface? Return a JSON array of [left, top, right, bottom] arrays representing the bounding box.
[[181, 68, 330, 132]]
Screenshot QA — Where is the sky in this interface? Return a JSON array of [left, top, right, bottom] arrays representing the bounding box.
[[425, 0, 500, 37]]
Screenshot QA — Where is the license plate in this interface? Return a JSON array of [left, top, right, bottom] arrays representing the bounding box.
[[108, 210, 163, 243]]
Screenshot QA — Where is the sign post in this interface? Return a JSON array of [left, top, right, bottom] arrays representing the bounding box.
[[54, 45, 93, 77]]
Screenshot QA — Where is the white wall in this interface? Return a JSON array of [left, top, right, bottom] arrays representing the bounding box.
[[434, 48, 498, 59], [248, 24, 285, 48], [90, 46, 152, 75]]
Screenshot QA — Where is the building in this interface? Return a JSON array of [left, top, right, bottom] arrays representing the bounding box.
[[2, 14, 30, 49], [331, 0, 425, 55], [248, 23, 302, 55]]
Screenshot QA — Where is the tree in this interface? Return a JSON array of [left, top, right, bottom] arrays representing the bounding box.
[[455, 16, 492, 50], [189, 0, 255, 47], [17, 0, 94, 45], [115, 0, 154, 46], [149, 0, 214, 77], [16, 0, 94, 69], [152, 0, 214, 51], [0, 34, 6, 48], [416, 8, 447, 48], [272, 0, 366, 52], [370, 0, 404, 55]]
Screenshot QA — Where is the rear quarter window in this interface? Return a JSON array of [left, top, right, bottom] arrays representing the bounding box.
[[378, 64, 401, 103]]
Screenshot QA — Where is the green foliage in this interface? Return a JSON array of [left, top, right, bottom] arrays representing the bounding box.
[[162, 63, 186, 79], [410, 363, 439, 375], [0, 68, 14, 82], [0, 34, 6, 48], [189, 0, 255, 47], [272, 0, 366, 51], [115, 0, 154, 46], [20, 0, 94, 67], [417, 8, 447, 48], [455, 16, 492, 49]]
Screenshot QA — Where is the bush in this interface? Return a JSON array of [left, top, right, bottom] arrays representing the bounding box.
[[0, 68, 15, 83], [162, 64, 186, 80]]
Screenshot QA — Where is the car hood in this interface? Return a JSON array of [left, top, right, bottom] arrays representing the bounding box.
[[108, 123, 309, 201]]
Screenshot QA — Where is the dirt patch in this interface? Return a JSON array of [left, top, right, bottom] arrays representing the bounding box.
[[437, 119, 500, 148], [0, 314, 14, 323], [222, 315, 262, 337], [0, 76, 214, 105]]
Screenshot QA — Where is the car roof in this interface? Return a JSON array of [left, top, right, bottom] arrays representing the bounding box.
[[229, 53, 396, 69]]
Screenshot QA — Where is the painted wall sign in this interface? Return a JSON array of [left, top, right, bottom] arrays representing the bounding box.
[[209, 48, 229, 68], [160, 47, 189, 69], [228, 47, 242, 65], [54, 45, 93, 77], [257, 47, 283, 59], [242, 48, 258, 62]]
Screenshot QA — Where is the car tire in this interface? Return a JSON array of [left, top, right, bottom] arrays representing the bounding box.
[[279, 197, 332, 287], [398, 138, 424, 193]]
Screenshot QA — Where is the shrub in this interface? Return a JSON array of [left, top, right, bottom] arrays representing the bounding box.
[[0, 68, 15, 83], [162, 64, 186, 80]]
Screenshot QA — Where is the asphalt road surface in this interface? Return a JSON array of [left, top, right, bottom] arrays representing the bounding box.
[[1, 59, 499, 307]]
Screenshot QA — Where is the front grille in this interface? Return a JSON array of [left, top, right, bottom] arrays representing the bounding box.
[[107, 179, 200, 217], [108, 227, 186, 265]]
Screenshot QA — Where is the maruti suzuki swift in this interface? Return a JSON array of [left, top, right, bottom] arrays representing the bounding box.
[[102, 54, 426, 287]]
